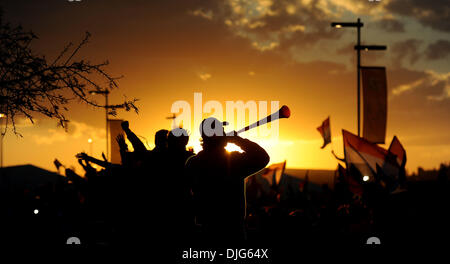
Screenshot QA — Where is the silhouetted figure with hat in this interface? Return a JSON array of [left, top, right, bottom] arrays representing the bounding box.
[[186, 117, 270, 243]]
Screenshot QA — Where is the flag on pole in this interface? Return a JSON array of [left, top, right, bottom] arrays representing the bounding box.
[[343, 129, 400, 184], [388, 136, 406, 167], [261, 161, 287, 187], [317, 117, 331, 149], [343, 129, 388, 180], [386, 136, 407, 186], [53, 158, 63, 170], [361, 67, 388, 144]]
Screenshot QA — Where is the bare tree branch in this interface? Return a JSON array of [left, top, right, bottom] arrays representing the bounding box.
[[0, 11, 139, 135]]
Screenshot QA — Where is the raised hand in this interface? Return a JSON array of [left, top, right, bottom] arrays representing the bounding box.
[[75, 152, 88, 160], [121, 120, 129, 131]]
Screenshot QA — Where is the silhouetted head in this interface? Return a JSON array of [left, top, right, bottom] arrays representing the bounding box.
[[199, 117, 228, 151], [154, 129, 169, 150], [168, 128, 189, 150]]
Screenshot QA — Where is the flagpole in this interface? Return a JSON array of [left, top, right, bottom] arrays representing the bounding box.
[[357, 18, 361, 137], [0, 113, 5, 168], [105, 91, 109, 161]]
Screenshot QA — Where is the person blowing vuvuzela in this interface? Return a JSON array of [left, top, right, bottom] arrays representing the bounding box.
[[186, 117, 270, 243]]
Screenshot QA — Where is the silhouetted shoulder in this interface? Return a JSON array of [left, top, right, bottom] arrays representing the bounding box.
[[185, 152, 200, 168]]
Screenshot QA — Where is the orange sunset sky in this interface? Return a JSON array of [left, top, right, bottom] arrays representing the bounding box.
[[1, 0, 449, 174]]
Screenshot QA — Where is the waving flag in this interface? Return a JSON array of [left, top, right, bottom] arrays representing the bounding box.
[[261, 161, 287, 186], [53, 158, 63, 170], [388, 136, 406, 167], [317, 117, 331, 149], [248, 161, 286, 198], [343, 129, 388, 180], [343, 130, 401, 185]]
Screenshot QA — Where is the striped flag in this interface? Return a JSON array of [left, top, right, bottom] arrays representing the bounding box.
[[388, 136, 406, 167], [317, 117, 331, 149], [387, 136, 407, 185], [343, 130, 389, 179], [248, 161, 287, 198], [261, 161, 287, 187], [343, 130, 401, 187]]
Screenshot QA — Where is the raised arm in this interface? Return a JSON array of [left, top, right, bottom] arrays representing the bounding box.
[[76, 152, 112, 169], [78, 158, 97, 179], [228, 134, 270, 178], [116, 134, 129, 165], [121, 121, 147, 152]]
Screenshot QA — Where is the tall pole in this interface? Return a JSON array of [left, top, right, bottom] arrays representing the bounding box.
[[357, 18, 361, 137], [331, 19, 385, 137], [0, 131, 3, 168], [105, 91, 109, 161], [0, 115, 4, 168]]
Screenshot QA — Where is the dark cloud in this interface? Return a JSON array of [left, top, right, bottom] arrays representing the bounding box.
[[384, 0, 450, 32], [391, 39, 423, 67], [388, 68, 450, 139], [387, 68, 428, 90], [390, 68, 448, 100], [425, 39, 450, 60], [336, 43, 385, 66], [375, 18, 405, 33], [194, 0, 344, 53]]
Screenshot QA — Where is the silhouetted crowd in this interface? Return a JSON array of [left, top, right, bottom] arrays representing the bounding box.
[[0, 119, 449, 249]]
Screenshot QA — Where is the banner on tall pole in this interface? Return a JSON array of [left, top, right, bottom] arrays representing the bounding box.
[[361, 66, 387, 144], [108, 119, 123, 164]]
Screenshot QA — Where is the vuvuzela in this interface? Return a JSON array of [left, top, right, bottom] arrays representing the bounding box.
[[227, 105, 291, 135]]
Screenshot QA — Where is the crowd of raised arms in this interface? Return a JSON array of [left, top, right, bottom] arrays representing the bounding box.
[[1, 118, 448, 248]]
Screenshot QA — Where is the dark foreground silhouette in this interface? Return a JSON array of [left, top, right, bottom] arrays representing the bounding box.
[[0, 119, 449, 253]]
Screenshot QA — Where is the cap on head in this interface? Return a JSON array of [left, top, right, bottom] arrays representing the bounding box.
[[168, 128, 189, 147], [200, 117, 228, 138]]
